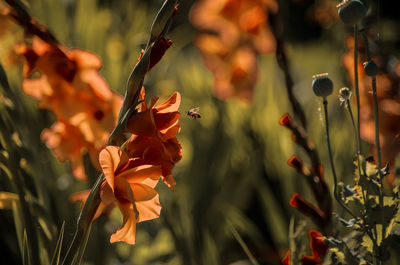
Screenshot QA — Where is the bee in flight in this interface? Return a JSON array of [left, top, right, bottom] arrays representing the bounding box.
[[187, 107, 201, 120]]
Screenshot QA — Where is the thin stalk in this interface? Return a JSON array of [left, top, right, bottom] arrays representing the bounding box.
[[349, 98, 380, 259], [346, 100, 367, 204], [353, 25, 362, 154], [323, 99, 356, 219], [371, 77, 385, 236], [228, 222, 260, 265], [327, 99, 380, 262]]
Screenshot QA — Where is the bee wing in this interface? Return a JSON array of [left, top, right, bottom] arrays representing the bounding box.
[[192, 107, 200, 112]]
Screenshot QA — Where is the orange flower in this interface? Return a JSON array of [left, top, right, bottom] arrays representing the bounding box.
[[41, 121, 89, 181], [99, 146, 162, 244], [195, 35, 258, 101], [190, 0, 277, 102], [190, 0, 277, 53], [18, 36, 123, 180], [126, 90, 182, 189], [342, 35, 400, 184]]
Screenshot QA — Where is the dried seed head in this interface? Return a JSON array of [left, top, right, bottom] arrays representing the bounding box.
[[363, 60, 378, 76], [312, 73, 333, 98], [337, 0, 367, 24], [339, 87, 352, 107], [339, 87, 351, 100]]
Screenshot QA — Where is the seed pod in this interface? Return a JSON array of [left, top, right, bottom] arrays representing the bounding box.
[[363, 61, 378, 76], [360, 0, 370, 10], [312, 74, 333, 98], [338, 0, 367, 24]]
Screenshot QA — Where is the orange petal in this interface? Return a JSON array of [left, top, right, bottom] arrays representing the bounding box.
[[154, 92, 181, 113], [22, 76, 53, 101], [79, 70, 113, 101], [99, 146, 125, 191], [100, 180, 115, 206], [154, 112, 180, 131], [110, 201, 138, 244], [159, 119, 181, 139], [130, 183, 158, 202], [136, 194, 161, 222], [118, 164, 161, 186], [126, 109, 157, 137], [67, 49, 102, 70]]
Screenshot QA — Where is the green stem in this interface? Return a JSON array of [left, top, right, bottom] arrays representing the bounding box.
[[353, 25, 362, 155], [61, 174, 103, 265], [346, 100, 367, 204], [329, 99, 380, 262], [371, 76, 385, 236], [323, 99, 356, 219]]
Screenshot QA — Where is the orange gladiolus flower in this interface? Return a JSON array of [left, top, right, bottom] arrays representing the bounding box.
[[99, 146, 162, 244], [195, 35, 258, 101], [190, 0, 277, 53], [126, 89, 182, 189], [18, 36, 123, 180], [190, 0, 277, 102]]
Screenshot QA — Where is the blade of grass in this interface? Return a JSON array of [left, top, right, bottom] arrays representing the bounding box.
[[228, 221, 260, 265], [51, 222, 65, 265], [23, 228, 31, 265], [72, 224, 92, 265]]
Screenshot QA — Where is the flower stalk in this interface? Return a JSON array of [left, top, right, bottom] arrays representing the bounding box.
[[61, 1, 178, 263], [322, 98, 356, 219], [353, 24, 362, 155]]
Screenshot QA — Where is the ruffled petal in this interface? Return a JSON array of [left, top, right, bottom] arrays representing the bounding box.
[[154, 92, 181, 113]]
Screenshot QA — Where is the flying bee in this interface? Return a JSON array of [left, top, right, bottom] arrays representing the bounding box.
[[187, 107, 201, 120]]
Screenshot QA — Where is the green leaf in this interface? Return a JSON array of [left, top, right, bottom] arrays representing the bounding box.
[[23, 229, 31, 265], [148, 0, 178, 45], [326, 237, 360, 265]]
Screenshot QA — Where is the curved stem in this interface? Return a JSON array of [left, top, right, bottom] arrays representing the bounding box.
[[323, 99, 356, 219]]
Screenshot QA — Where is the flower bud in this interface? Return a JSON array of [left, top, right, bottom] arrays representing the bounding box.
[[279, 113, 292, 128], [312, 73, 333, 98], [337, 0, 367, 24], [363, 60, 378, 77]]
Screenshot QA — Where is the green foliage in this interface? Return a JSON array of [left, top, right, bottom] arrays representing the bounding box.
[[327, 156, 400, 264]]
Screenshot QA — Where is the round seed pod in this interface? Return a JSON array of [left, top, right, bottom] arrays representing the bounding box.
[[360, 0, 370, 10], [312, 74, 333, 98], [363, 61, 378, 76], [338, 0, 367, 24]]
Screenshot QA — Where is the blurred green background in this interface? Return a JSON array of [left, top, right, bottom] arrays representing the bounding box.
[[0, 0, 399, 264]]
